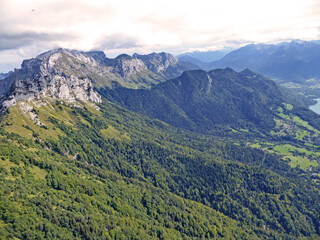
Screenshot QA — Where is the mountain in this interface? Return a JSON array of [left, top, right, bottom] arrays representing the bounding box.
[[0, 49, 198, 100], [86, 51, 198, 86], [177, 55, 206, 68], [100, 67, 310, 134], [0, 71, 14, 97], [0, 49, 320, 239], [0, 71, 12, 80], [207, 40, 320, 85], [178, 50, 230, 62], [177, 50, 231, 69], [1, 49, 102, 108]]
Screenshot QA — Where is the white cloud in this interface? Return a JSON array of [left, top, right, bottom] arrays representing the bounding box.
[[0, 0, 319, 72]]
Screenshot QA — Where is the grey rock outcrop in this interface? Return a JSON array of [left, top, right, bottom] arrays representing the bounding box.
[[133, 52, 178, 73], [107, 54, 148, 78], [84, 51, 197, 85], [1, 49, 102, 107], [0, 48, 198, 107]]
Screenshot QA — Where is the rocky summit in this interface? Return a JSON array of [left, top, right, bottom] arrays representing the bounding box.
[[0, 48, 197, 108], [1, 49, 102, 108]]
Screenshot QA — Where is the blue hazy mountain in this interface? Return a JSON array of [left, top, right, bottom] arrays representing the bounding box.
[[177, 49, 230, 68], [0, 71, 12, 80], [178, 50, 230, 62], [207, 40, 320, 84]]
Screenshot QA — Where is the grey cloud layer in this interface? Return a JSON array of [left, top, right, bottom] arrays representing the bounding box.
[[0, 32, 76, 51], [94, 34, 143, 50], [0, 0, 319, 72]]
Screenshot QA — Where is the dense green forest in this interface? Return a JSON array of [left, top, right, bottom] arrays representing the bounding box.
[[0, 99, 319, 239], [99, 68, 312, 134]]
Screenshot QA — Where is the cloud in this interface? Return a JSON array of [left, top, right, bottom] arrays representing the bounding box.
[[94, 34, 142, 50], [0, 0, 319, 72], [0, 32, 76, 51]]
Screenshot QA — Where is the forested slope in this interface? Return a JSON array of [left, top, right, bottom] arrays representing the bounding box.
[[0, 100, 319, 239]]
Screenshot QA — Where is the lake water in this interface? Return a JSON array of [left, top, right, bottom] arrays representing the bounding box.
[[309, 98, 320, 114]]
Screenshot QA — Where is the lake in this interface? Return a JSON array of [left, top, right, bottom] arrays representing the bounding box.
[[309, 98, 320, 114]]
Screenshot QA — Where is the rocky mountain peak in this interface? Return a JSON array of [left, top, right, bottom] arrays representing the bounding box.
[[109, 54, 147, 78], [0, 48, 197, 108], [133, 52, 178, 73], [115, 54, 133, 60], [19, 48, 98, 77], [80, 51, 106, 66], [1, 48, 102, 108], [240, 68, 255, 75], [0, 71, 12, 80]]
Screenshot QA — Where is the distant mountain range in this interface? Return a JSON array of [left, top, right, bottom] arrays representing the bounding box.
[[180, 40, 320, 86], [177, 49, 230, 65], [177, 55, 205, 68]]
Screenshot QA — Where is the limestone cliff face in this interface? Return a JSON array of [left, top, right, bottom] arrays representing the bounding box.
[[133, 52, 178, 73], [102, 52, 180, 79], [1, 49, 102, 107], [0, 48, 196, 107], [87, 51, 190, 84], [108, 54, 148, 78]]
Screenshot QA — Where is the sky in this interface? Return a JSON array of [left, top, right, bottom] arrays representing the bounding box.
[[0, 0, 320, 72]]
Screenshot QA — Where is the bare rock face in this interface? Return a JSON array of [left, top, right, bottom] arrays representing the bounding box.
[[0, 48, 194, 107], [90, 52, 183, 81], [133, 52, 178, 73], [112, 52, 179, 77], [2, 49, 102, 108], [111, 54, 147, 78]]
